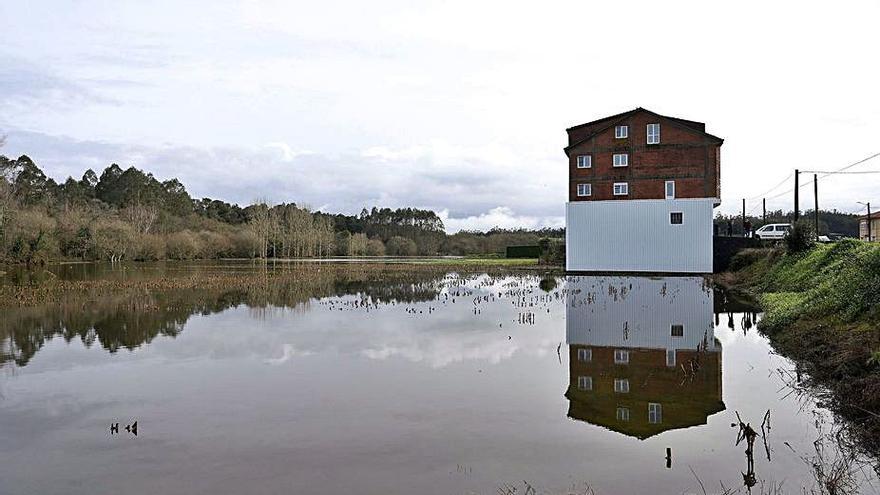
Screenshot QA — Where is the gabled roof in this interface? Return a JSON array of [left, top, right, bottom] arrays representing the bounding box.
[[564, 107, 724, 154]]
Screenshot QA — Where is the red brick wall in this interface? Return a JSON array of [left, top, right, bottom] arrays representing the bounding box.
[[567, 111, 721, 202]]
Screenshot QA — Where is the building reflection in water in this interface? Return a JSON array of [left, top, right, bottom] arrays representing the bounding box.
[[565, 276, 725, 440]]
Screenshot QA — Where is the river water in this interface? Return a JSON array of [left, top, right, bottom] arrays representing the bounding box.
[[0, 262, 876, 494]]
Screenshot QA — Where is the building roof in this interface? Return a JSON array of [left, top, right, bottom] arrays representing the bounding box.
[[564, 107, 724, 154]]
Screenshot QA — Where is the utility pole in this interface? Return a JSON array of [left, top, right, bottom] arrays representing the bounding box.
[[762, 198, 767, 226], [742, 198, 746, 236], [793, 169, 800, 222], [869, 203, 873, 242], [813, 174, 819, 240]]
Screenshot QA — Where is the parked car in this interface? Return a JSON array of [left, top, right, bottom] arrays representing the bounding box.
[[826, 233, 848, 241], [817, 235, 832, 243], [754, 223, 792, 240]]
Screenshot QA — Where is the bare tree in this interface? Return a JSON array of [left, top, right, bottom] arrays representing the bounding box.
[[123, 202, 159, 234], [248, 200, 270, 259]]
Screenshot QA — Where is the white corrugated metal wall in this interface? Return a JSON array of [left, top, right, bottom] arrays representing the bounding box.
[[566, 199, 714, 273]]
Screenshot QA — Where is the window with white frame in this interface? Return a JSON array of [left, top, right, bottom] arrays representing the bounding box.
[[648, 403, 662, 424], [616, 407, 631, 421], [614, 378, 630, 393], [613, 182, 629, 196], [613, 349, 629, 364], [615, 125, 628, 139], [576, 155, 591, 168], [577, 347, 592, 362], [577, 183, 591, 197], [612, 153, 629, 167], [666, 349, 676, 367], [647, 123, 660, 144], [665, 180, 675, 199], [671, 324, 684, 337], [577, 376, 592, 391]]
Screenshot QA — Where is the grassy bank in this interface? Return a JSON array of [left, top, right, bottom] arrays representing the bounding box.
[[723, 239, 880, 459], [726, 239, 880, 331]]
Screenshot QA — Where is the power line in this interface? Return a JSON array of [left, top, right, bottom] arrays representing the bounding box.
[[799, 170, 880, 175], [746, 173, 792, 201], [755, 151, 880, 202]]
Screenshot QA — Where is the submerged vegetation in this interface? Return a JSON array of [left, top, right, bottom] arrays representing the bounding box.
[[0, 153, 561, 266], [724, 239, 880, 463]]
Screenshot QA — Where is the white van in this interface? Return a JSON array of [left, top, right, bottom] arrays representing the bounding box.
[[754, 223, 792, 240]]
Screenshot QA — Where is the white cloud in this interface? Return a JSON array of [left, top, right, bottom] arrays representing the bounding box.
[[440, 207, 563, 233], [1, 0, 879, 219]]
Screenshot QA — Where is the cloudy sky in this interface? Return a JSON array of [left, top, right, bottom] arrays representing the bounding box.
[[1, 1, 878, 231]]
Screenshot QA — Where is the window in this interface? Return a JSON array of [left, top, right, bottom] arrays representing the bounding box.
[[647, 123, 660, 144], [648, 403, 663, 424], [616, 407, 631, 421], [671, 324, 684, 337], [665, 180, 675, 199], [670, 212, 683, 224], [577, 183, 592, 197], [613, 349, 629, 364], [614, 378, 630, 393], [577, 348, 592, 362], [613, 182, 629, 196], [577, 376, 592, 391], [615, 125, 628, 139], [666, 349, 676, 367], [576, 155, 591, 168], [612, 153, 629, 167]]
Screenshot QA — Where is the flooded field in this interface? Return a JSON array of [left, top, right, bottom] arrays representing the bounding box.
[[0, 262, 876, 494]]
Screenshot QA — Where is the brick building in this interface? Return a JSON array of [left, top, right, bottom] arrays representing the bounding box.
[[564, 108, 724, 273]]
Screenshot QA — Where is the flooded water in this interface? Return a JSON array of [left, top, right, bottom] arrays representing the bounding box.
[[0, 263, 876, 494]]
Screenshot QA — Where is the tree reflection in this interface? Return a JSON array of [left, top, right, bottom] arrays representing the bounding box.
[[0, 267, 446, 367]]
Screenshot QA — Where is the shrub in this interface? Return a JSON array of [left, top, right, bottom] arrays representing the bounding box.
[[785, 220, 815, 253], [92, 218, 135, 261], [197, 230, 231, 259], [4, 209, 58, 265], [166, 230, 201, 260], [365, 238, 386, 256], [55, 208, 93, 259], [538, 237, 565, 264], [131, 234, 166, 261], [229, 230, 261, 258]]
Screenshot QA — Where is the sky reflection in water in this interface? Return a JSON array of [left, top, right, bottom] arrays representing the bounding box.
[[0, 266, 872, 494]]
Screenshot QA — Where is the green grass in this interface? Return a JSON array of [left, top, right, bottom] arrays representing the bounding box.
[[731, 239, 880, 331], [413, 257, 540, 266]]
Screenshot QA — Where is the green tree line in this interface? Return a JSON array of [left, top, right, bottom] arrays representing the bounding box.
[[0, 153, 561, 265]]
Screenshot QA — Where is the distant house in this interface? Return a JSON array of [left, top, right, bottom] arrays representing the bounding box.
[[564, 107, 723, 273], [859, 214, 878, 241]]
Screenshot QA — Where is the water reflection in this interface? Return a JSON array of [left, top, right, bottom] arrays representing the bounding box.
[[0, 267, 448, 368], [2, 267, 877, 494], [564, 276, 725, 439]]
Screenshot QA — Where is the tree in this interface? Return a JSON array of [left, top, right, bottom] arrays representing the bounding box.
[[335, 230, 352, 256], [91, 219, 135, 262], [246, 202, 270, 259], [0, 155, 57, 206], [122, 202, 159, 234], [385, 236, 417, 256], [365, 238, 386, 256]]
